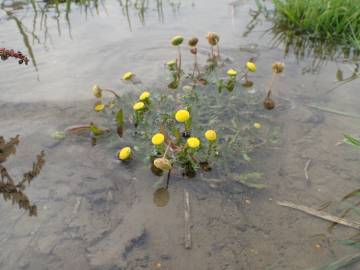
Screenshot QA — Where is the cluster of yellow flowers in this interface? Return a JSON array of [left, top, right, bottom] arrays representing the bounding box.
[[90, 35, 271, 172], [117, 108, 219, 161]]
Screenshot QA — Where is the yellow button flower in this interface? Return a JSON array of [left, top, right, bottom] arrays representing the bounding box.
[[139, 91, 151, 101], [187, 137, 201, 149], [122, 71, 134, 80], [151, 133, 165, 145], [204, 130, 217, 141], [171, 35, 184, 46], [118, 147, 132, 161], [133, 102, 145, 111], [92, 84, 102, 98], [94, 103, 105, 112], [253, 122, 261, 129], [246, 61, 256, 72], [227, 68, 237, 77], [175, 109, 190, 123]]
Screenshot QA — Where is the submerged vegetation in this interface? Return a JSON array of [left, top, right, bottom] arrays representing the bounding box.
[[0, 135, 45, 216], [55, 33, 284, 191]]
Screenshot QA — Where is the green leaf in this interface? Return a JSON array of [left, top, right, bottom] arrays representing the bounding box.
[[344, 134, 360, 148], [115, 109, 124, 126], [216, 79, 224, 93], [90, 123, 104, 137], [185, 118, 192, 131]]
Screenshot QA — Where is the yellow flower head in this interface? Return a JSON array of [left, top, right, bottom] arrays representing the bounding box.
[[175, 109, 190, 123], [92, 84, 102, 98], [118, 147, 132, 161], [227, 68, 237, 77], [253, 122, 261, 129], [171, 35, 184, 46], [122, 71, 134, 81], [139, 91, 151, 101], [133, 101, 145, 111], [94, 103, 105, 112], [204, 130, 217, 141], [187, 137, 201, 149], [151, 133, 165, 145], [246, 61, 256, 72]]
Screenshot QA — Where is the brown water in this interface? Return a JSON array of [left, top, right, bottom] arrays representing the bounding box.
[[1, 0, 360, 269]]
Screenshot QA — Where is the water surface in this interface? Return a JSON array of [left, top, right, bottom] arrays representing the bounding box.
[[1, 0, 360, 269]]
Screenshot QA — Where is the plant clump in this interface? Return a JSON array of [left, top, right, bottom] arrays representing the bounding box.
[[56, 33, 284, 191]]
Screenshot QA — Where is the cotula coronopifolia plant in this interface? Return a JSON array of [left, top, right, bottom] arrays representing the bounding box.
[[188, 37, 201, 77], [243, 60, 257, 87], [171, 35, 184, 77], [206, 32, 221, 72], [263, 61, 285, 110], [150, 121, 219, 177], [132, 91, 151, 128]]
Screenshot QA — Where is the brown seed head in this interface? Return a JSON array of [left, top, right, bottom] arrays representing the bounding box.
[[154, 157, 172, 171], [206, 32, 220, 46], [188, 37, 199, 47], [272, 62, 285, 74], [263, 98, 275, 110]]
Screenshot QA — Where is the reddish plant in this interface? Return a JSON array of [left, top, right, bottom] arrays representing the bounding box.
[[0, 48, 29, 65]]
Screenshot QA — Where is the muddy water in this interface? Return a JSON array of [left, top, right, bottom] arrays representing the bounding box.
[[1, 0, 360, 269]]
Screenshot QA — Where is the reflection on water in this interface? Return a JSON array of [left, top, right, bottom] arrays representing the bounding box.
[[153, 187, 169, 207], [0, 0, 186, 71], [0, 135, 45, 216]]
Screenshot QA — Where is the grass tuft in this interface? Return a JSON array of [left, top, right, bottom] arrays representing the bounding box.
[[272, 0, 360, 49]]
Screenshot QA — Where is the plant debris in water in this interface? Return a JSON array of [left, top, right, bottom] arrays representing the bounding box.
[[0, 48, 29, 65]]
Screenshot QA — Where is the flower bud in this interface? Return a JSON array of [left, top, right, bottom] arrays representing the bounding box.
[[188, 37, 199, 47], [246, 61, 256, 72], [171, 35, 184, 46], [118, 147, 132, 161], [154, 157, 172, 171], [206, 32, 220, 46], [92, 84, 102, 98]]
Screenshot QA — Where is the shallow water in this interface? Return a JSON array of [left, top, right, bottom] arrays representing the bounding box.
[[1, 0, 360, 269]]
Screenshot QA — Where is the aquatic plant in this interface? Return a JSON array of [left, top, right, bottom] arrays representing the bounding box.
[[0, 48, 29, 65], [56, 33, 283, 191], [263, 61, 285, 110], [0, 135, 45, 216], [188, 37, 200, 77]]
